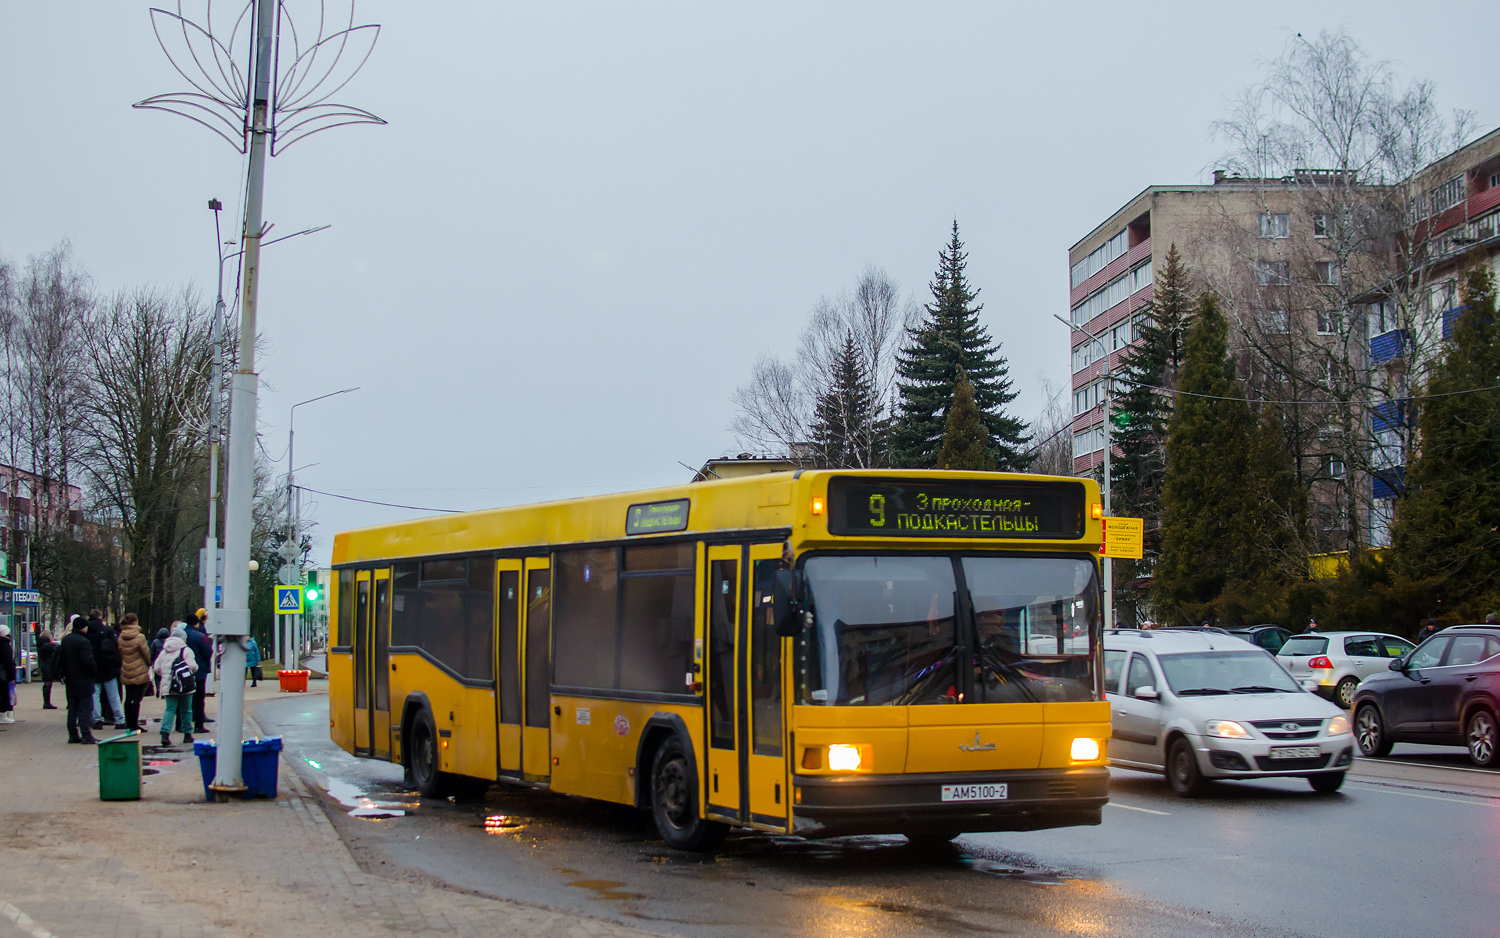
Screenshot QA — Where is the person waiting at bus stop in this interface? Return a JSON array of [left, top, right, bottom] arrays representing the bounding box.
[[184, 610, 213, 733], [153, 624, 197, 746], [58, 615, 97, 744], [0, 624, 14, 724]]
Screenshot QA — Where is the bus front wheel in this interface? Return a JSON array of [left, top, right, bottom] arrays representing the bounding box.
[[408, 710, 448, 799], [650, 736, 728, 852]]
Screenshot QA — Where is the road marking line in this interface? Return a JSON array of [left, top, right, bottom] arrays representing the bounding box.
[[1345, 783, 1499, 808], [1, 901, 58, 938], [1104, 802, 1170, 815], [1356, 757, 1498, 776]]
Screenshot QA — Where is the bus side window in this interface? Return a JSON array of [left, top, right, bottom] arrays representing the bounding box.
[[751, 559, 782, 756]]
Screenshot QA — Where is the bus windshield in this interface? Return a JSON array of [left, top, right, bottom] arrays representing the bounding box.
[[798, 554, 1099, 706]]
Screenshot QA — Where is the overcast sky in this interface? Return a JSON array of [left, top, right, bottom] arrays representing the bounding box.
[[2, 2, 1496, 564]]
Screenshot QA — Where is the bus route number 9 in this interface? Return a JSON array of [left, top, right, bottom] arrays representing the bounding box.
[[869, 493, 885, 527]]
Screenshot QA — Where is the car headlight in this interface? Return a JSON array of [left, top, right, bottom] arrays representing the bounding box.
[[1326, 715, 1350, 736], [827, 744, 862, 772], [1205, 720, 1251, 739]]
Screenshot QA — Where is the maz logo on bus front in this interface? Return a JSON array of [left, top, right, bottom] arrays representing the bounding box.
[[959, 733, 996, 752]]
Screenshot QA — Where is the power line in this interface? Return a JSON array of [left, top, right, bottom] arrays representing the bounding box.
[[294, 484, 461, 514]]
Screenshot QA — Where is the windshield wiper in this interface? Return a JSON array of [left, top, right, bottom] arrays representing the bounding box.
[[1174, 687, 1231, 696], [978, 650, 1039, 702], [1230, 685, 1285, 694]]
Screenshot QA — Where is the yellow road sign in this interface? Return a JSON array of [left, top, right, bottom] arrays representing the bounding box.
[[1100, 517, 1144, 559], [275, 585, 304, 615]]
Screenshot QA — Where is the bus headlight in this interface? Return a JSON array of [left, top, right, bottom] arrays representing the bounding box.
[[827, 744, 862, 771], [1070, 738, 1101, 761]]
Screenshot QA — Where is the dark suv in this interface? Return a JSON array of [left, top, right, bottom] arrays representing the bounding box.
[[1351, 626, 1500, 768]]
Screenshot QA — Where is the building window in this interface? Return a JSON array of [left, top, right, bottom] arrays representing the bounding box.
[[1315, 261, 1340, 285], [1430, 175, 1464, 215], [1313, 213, 1330, 238], [1328, 456, 1346, 479], [1258, 213, 1290, 239], [1071, 227, 1132, 288], [1490, 172, 1499, 190], [1316, 310, 1342, 335], [1072, 425, 1105, 458], [1262, 309, 1290, 334], [1367, 300, 1398, 335], [1257, 261, 1290, 285]]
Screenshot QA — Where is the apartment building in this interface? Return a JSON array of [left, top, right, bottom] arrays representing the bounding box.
[[1064, 124, 1500, 551]]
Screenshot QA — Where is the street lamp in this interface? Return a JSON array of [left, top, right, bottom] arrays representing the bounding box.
[[282, 388, 358, 670], [1055, 313, 1115, 631]]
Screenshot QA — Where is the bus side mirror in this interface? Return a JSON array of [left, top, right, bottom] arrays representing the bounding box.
[[773, 570, 804, 637]]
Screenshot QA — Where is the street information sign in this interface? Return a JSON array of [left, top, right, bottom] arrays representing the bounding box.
[[275, 585, 304, 615], [1099, 517, 1145, 559]]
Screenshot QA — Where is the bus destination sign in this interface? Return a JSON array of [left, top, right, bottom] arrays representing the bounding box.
[[827, 478, 1085, 540], [625, 498, 691, 536]]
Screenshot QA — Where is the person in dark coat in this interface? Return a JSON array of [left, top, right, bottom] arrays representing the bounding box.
[[57, 614, 98, 744], [37, 632, 60, 709], [86, 610, 124, 729], [0, 625, 14, 723], [1417, 617, 1441, 643], [184, 611, 213, 733], [150, 628, 168, 696]]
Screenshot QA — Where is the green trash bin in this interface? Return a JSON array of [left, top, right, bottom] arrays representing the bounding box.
[[99, 732, 142, 801]]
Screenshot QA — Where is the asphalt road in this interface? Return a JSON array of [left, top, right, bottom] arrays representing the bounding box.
[[252, 693, 1500, 938]]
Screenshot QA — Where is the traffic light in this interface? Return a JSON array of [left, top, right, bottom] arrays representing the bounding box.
[[305, 571, 320, 604]]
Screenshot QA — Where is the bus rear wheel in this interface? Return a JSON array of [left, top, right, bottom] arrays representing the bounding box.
[[650, 735, 727, 852]]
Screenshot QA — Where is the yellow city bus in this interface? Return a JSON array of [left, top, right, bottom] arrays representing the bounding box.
[[328, 469, 1110, 850]]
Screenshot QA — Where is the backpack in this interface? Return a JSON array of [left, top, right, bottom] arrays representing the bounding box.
[[167, 651, 196, 696]]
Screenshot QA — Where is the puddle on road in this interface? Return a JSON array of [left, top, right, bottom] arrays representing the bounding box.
[[554, 868, 643, 901], [482, 815, 525, 835], [325, 778, 417, 819]]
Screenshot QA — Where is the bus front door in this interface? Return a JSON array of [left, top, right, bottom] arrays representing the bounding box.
[[495, 559, 524, 776], [704, 546, 742, 821], [744, 545, 789, 830], [521, 558, 552, 781]]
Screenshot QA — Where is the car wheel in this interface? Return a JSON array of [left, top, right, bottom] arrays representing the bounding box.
[[1334, 677, 1359, 709], [651, 735, 728, 852], [1466, 710, 1499, 768], [1308, 771, 1345, 793], [1167, 737, 1210, 798], [1354, 704, 1392, 757]]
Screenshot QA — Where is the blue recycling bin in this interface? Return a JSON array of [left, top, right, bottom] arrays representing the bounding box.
[[193, 737, 282, 800]]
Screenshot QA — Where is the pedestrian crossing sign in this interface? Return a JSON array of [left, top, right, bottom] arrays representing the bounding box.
[[275, 585, 304, 615]]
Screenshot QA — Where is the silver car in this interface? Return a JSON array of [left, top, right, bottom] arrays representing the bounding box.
[[1277, 631, 1415, 709], [1104, 629, 1353, 796]]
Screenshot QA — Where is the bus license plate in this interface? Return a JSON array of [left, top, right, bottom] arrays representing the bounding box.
[[941, 783, 1008, 802], [1269, 746, 1320, 760]]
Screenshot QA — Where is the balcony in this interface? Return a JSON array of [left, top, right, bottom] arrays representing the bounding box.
[[1371, 400, 1411, 434], [1369, 329, 1407, 364], [1470, 185, 1500, 219], [1442, 305, 1467, 341], [1069, 238, 1152, 306], [1372, 467, 1405, 500]]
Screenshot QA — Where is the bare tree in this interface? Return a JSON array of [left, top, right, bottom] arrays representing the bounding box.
[[79, 287, 215, 629], [1025, 375, 1073, 478], [732, 267, 917, 465], [1208, 29, 1473, 557]]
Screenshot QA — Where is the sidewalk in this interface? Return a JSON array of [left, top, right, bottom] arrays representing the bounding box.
[[0, 680, 675, 938]]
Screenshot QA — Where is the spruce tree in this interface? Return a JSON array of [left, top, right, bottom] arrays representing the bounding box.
[[890, 222, 1029, 469], [934, 367, 997, 471], [1111, 244, 1192, 522], [1153, 292, 1267, 624], [1109, 245, 1193, 625], [811, 332, 881, 468], [1390, 265, 1500, 617]]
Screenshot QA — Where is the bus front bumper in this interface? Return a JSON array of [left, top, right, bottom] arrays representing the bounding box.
[[790, 766, 1109, 839]]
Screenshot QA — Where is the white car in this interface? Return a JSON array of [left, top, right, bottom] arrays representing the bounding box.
[[1104, 629, 1354, 796], [1276, 631, 1415, 709]]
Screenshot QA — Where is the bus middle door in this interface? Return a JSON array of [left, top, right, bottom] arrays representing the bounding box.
[[744, 545, 789, 831], [495, 559, 523, 777], [520, 557, 552, 781]]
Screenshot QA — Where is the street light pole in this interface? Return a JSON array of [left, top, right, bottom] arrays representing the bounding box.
[[1055, 313, 1114, 631], [285, 388, 358, 669], [210, 0, 276, 797]]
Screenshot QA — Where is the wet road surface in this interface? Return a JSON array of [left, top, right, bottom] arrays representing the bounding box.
[[252, 694, 1500, 938]]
